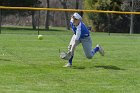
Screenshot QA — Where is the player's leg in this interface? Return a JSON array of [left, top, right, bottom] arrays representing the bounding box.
[[81, 37, 99, 59], [96, 44, 104, 56], [81, 37, 93, 59], [63, 55, 74, 67], [91, 44, 104, 56]]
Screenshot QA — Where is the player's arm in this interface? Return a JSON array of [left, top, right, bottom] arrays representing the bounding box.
[[75, 24, 81, 41], [70, 17, 77, 33], [70, 24, 81, 53], [70, 16, 74, 27]]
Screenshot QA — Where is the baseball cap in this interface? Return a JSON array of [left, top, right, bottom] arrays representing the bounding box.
[[73, 12, 82, 20]]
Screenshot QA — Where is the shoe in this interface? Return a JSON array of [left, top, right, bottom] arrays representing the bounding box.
[[97, 44, 104, 56], [63, 63, 72, 67]]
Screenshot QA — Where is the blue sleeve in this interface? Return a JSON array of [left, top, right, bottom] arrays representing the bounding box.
[[70, 22, 76, 34]]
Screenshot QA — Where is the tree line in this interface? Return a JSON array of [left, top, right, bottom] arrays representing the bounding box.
[[84, 0, 140, 33], [0, 0, 82, 30], [0, 0, 140, 33]]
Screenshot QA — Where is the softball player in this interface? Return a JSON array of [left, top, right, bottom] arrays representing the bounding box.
[[63, 12, 104, 67]]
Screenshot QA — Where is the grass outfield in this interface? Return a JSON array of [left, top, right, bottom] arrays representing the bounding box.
[[0, 27, 140, 93]]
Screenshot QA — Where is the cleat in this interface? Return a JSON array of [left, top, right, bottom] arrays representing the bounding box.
[[63, 63, 72, 67], [97, 44, 104, 56]]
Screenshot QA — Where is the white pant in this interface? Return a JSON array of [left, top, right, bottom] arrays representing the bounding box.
[[68, 34, 94, 59]]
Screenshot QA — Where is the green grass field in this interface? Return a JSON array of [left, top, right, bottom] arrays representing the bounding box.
[[0, 27, 140, 93]]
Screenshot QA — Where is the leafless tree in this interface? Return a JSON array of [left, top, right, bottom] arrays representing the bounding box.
[[0, 10, 2, 34], [75, 0, 83, 17], [60, 0, 70, 30], [45, 0, 50, 30], [31, 11, 37, 30]]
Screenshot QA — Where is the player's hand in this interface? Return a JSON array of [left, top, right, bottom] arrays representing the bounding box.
[[70, 17, 74, 23]]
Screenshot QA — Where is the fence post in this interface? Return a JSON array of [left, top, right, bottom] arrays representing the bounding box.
[[130, 0, 134, 34], [38, 10, 40, 35], [107, 13, 111, 36]]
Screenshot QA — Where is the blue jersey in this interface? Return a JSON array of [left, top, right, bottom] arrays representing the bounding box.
[[70, 21, 90, 40]]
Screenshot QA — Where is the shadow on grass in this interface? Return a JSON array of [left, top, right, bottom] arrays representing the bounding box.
[[95, 65, 125, 70], [0, 59, 11, 61], [1, 27, 67, 32], [72, 66, 86, 69]]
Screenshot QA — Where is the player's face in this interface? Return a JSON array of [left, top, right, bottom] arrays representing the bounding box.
[[73, 19, 80, 26]]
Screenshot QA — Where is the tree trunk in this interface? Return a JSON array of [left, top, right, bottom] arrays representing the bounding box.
[[60, 0, 70, 30], [76, 0, 79, 9], [65, 11, 70, 30], [45, 0, 50, 30], [31, 11, 36, 30], [0, 9, 2, 34], [75, 0, 83, 17]]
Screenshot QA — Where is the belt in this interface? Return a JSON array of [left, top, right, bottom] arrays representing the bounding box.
[[81, 34, 90, 38], [84, 34, 89, 37]]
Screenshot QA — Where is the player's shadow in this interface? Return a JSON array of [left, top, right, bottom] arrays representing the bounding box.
[[72, 66, 86, 69], [95, 65, 125, 70], [0, 59, 11, 61]]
